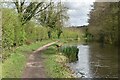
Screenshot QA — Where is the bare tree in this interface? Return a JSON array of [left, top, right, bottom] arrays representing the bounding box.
[[13, 0, 51, 25]]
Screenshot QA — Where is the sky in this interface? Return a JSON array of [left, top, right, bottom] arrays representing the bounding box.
[[61, 0, 95, 26]]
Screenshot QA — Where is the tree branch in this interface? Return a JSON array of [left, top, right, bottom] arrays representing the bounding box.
[[20, 0, 26, 12], [22, 2, 44, 25], [13, 0, 20, 13], [36, 3, 51, 14]]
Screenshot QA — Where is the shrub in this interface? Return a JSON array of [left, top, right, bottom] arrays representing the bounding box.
[[25, 22, 48, 42], [59, 45, 79, 62], [2, 8, 23, 49]]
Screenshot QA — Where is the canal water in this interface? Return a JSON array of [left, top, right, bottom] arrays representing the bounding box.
[[69, 42, 118, 78]]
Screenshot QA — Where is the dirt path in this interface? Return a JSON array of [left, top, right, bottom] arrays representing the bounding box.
[[22, 41, 58, 78]]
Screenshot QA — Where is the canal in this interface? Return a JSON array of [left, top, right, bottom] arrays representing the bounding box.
[[69, 42, 118, 78]]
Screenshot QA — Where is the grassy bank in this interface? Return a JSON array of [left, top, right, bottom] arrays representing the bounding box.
[[2, 39, 80, 78], [2, 40, 53, 78], [42, 46, 74, 78]]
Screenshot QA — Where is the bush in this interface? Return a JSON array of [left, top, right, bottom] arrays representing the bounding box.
[[2, 8, 23, 49], [59, 45, 79, 62], [61, 28, 80, 39], [25, 22, 48, 42]]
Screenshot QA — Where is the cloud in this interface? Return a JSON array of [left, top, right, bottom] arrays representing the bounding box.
[[50, 0, 95, 26], [64, 0, 94, 26]]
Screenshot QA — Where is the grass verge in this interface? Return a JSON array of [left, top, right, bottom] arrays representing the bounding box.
[[2, 40, 53, 78], [42, 46, 74, 78]]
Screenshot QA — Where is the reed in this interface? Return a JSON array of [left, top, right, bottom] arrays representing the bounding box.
[[59, 45, 79, 62]]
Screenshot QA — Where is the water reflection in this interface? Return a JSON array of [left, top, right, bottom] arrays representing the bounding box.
[[89, 43, 118, 78], [69, 45, 91, 78], [69, 43, 118, 78]]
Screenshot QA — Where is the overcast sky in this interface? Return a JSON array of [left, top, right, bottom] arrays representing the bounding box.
[[52, 0, 95, 26], [60, 0, 95, 26]]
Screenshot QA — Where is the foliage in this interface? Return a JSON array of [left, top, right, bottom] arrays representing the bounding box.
[[42, 47, 73, 78], [2, 8, 82, 60], [59, 45, 79, 62], [2, 1, 51, 48], [13, 0, 51, 25], [0, 62, 1, 79], [61, 28, 83, 41], [82, 28, 94, 43], [118, 2, 120, 46], [2, 8, 24, 49], [2, 9, 48, 49], [38, 1, 69, 38], [88, 2, 118, 45], [24, 22, 48, 42]]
